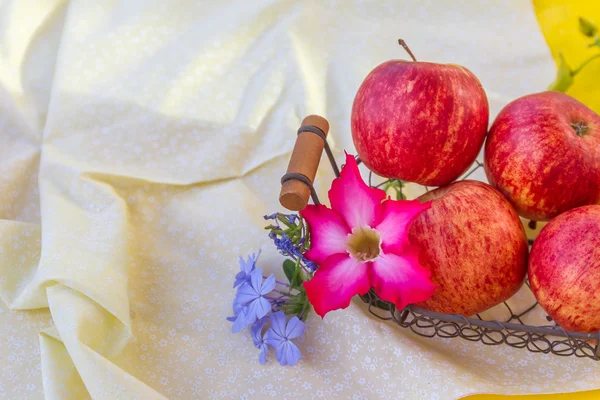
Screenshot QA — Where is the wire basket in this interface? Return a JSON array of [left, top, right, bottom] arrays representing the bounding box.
[[280, 123, 600, 361]]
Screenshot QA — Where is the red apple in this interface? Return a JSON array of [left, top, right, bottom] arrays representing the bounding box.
[[528, 205, 600, 332], [351, 49, 489, 186], [408, 180, 528, 316], [484, 91, 600, 221]]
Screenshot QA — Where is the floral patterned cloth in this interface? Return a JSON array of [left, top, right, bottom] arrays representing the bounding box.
[[0, 0, 598, 399]]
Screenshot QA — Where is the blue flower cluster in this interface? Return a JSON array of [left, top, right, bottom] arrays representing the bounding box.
[[228, 252, 306, 366], [264, 213, 318, 272]]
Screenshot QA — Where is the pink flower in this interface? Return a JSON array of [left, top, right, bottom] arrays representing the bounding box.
[[301, 154, 436, 317]]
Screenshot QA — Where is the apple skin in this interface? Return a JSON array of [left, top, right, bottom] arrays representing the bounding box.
[[484, 91, 600, 221], [528, 205, 600, 333], [408, 180, 528, 316], [351, 60, 489, 186]]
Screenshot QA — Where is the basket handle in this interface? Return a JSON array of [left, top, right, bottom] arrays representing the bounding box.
[[279, 115, 330, 211]]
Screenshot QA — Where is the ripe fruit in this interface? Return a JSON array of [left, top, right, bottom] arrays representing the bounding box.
[[408, 180, 528, 316], [528, 205, 600, 332], [351, 43, 489, 186], [484, 91, 600, 221]]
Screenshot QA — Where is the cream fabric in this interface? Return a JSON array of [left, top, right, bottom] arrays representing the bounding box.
[[0, 0, 597, 399]]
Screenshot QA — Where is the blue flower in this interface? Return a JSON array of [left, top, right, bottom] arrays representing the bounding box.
[[251, 318, 269, 364], [264, 212, 318, 272], [274, 233, 296, 255], [270, 233, 318, 272], [227, 291, 251, 333], [233, 251, 260, 288], [271, 233, 301, 260], [265, 311, 305, 366], [236, 268, 275, 326], [229, 310, 249, 334], [264, 212, 297, 224], [303, 259, 318, 272], [264, 213, 279, 220]]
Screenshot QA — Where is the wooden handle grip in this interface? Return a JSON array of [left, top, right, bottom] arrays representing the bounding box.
[[279, 115, 330, 211]]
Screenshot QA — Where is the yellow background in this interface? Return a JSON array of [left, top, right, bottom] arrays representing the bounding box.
[[534, 0, 600, 113]]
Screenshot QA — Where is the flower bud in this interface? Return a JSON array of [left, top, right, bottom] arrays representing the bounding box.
[[579, 17, 597, 38]]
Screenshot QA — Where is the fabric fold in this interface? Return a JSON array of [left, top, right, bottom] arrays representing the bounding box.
[[47, 284, 167, 400], [2, 0, 599, 399]]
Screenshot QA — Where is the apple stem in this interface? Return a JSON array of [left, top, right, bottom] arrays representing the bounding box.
[[398, 39, 417, 62]]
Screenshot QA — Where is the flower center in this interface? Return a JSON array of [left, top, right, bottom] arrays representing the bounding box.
[[346, 226, 381, 262]]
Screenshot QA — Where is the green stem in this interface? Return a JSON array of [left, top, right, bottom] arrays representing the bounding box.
[[572, 52, 600, 76], [276, 214, 292, 227], [294, 253, 311, 275], [299, 298, 310, 321]]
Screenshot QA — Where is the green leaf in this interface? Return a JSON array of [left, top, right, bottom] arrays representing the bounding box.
[[286, 258, 304, 288], [282, 290, 309, 316], [292, 264, 302, 287], [579, 17, 598, 38], [283, 259, 296, 284], [547, 53, 574, 92]]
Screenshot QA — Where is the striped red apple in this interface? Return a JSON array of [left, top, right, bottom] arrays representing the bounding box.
[[408, 180, 529, 316], [351, 42, 489, 186], [528, 205, 600, 332], [484, 91, 600, 221]]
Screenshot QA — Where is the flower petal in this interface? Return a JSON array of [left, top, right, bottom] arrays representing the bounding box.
[[236, 283, 258, 305], [232, 293, 245, 314], [258, 344, 268, 364], [303, 253, 371, 318], [238, 256, 248, 272], [260, 274, 276, 295], [237, 251, 259, 278], [250, 250, 260, 269], [276, 341, 301, 366], [251, 318, 267, 347], [269, 311, 287, 339], [249, 268, 263, 292], [329, 153, 386, 228], [274, 342, 286, 366], [247, 297, 271, 321], [375, 199, 431, 254], [265, 330, 282, 349], [370, 247, 437, 310], [231, 309, 249, 333], [301, 204, 350, 264], [285, 316, 306, 339], [233, 274, 247, 289]]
